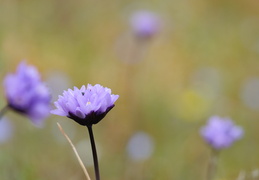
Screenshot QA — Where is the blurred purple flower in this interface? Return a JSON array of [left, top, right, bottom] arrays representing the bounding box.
[[3, 62, 51, 126], [127, 131, 154, 161], [51, 84, 119, 126], [200, 116, 243, 149], [130, 10, 160, 39]]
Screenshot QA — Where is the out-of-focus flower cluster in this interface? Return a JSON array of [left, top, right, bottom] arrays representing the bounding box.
[[130, 10, 160, 39], [200, 116, 243, 149], [3, 62, 51, 126]]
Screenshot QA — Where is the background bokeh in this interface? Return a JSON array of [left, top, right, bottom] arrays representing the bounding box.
[[0, 0, 259, 179]]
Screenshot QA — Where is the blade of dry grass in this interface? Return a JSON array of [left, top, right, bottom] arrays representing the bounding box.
[[57, 122, 91, 180]]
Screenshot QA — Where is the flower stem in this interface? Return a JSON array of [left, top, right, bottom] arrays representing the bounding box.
[[0, 105, 9, 120], [87, 125, 100, 180], [206, 149, 219, 180]]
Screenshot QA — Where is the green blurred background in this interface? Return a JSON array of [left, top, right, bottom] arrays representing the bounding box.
[[0, 0, 259, 179]]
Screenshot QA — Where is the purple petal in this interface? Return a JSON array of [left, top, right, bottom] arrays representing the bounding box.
[[75, 108, 86, 119], [50, 109, 67, 116]]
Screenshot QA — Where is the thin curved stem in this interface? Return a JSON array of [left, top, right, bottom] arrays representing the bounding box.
[[87, 125, 100, 180], [57, 123, 91, 180], [0, 105, 9, 120]]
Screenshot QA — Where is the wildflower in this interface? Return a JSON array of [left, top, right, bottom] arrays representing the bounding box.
[[3, 62, 51, 126], [200, 116, 243, 149], [51, 84, 119, 180], [51, 84, 119, 126], [130, 10, 160, 39]]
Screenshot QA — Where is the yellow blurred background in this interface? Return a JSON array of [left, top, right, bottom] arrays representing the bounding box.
[[0, 0, 259, 179]]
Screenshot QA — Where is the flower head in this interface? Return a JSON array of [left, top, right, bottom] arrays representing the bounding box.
[[130, 10, 160, 39], [3, 62, 51, 126], [200, 116, 243, 149], [51, 84, 119, 126]]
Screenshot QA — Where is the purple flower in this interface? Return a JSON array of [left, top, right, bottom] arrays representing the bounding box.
[[51, 84, 119, 126], [3, 62, 51, 126], [130, 10, 160, 39], [200, 116, 243, 149]]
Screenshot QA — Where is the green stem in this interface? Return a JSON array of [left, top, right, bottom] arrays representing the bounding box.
[[87, 125, 100, 180], [206, 149, 219, 180]]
